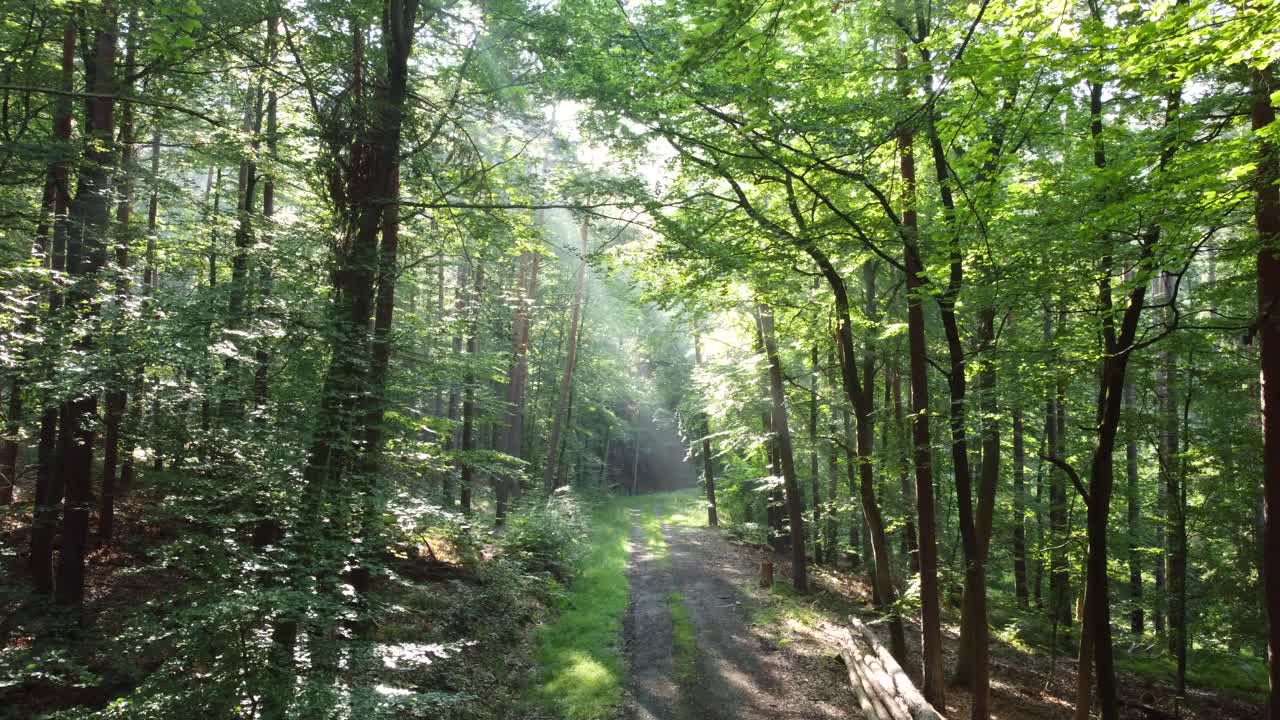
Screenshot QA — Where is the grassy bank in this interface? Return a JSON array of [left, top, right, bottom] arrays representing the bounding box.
[[531, 497, 634, 720]]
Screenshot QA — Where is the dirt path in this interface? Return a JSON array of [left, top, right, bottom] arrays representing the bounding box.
[[622, 515, 861, 720]]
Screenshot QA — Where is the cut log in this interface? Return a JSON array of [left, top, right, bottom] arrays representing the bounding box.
[[836, 616, 945, 720]]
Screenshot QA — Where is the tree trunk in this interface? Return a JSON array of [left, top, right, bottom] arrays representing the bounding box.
[[1046, 307, 1072, 628], [55, 5, 118, 613], [898, 44, 945, 709], [29, 13, 76, 597], [254, 16, 279, 415], [695, 335, 718, 525], [1158, 274, 1187, 701], [1013, 405, 1029, 608], [100, 17, 137, 541], [461, 262, 483, 514], [1124, 380, 1144, 634], [497, 252, 537, 522], [809, 342, 821, 563], [544, 218, 588, 492], [756, 303, 807, 593], [1250, 60, 1280, 720]]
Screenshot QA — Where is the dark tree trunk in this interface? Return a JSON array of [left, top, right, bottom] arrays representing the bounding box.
[[254, 17, 279, 415], [898, 44, 944, 708], [99, 17, 137, 541], [1250, 62, 1280, 720], [756, 303, 807, 593], [56, 5, 118, 613], [1013, 406, 1029, 608], [30, 14, 76, 597]]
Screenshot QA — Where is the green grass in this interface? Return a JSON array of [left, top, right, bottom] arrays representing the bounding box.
[[532, 498, 633, 720], [667, 591, 698, 682]]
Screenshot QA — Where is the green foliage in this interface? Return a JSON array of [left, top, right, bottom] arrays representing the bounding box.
[[499, 491, 589, 580]]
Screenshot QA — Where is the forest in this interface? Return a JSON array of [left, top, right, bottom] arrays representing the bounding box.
[[0, 0, 1277, 719]]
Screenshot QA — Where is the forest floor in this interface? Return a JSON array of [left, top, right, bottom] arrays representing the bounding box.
[[610, 490, 1266, 720]]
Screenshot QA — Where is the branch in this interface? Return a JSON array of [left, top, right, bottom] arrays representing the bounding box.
[[1042, 453, 1089, 506], [0, 84, 225, 126]]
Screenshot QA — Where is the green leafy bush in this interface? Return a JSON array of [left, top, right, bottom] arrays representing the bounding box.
[[499, 492, 588, 580]]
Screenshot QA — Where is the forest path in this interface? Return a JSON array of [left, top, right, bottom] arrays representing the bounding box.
[[621, 506, 860, 720]]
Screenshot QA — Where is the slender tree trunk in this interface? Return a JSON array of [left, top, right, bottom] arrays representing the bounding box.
[[254, 17, 279, 415], [460, 262, 483, 514], [1159, 276, 1188, 702], [120, 128, 160, 494], [30, 14, 76, 597], [1046, 307, 1072, 628], [898, 44, 944, 708], [544, 219, 588, 492], [100, 17, 137, 541], [1013, 405, 1029, 608], [1124, 380, 1144, 635], [809, 342, 821, 563], [757, 303, 807, 593], [695, 335, 718, 525], [1251, 61, 1280, 720]]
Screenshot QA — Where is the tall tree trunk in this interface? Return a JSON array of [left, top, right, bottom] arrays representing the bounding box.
[[1124, 380, 1144, 634], [802, 248, 906, 656], [1013, 405, 1029, 608], [30, 14, 76, 597], [100, 15, 137, 541], [120, 128, 160, 494], [1046, 307, 1072, 628], [254, 15, 279, 415], [1159, 271, 1187, 701], [461, 262, 483, 514], [544, 219, 588, 492], [1250, 60, 1280, 720], [497, 252, 537, 522], [56, 4, 118, 612], [695, 335, 718, 525], [223, 83, 264, 419], [757, 303, 807, 593], [898, 44, 945, 708], [809, 342, 821, 563], [268, 0, 419, 703], [891, 362, 919, 575]]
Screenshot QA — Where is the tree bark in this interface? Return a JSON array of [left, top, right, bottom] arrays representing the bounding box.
[[757, 302, 807, 593], [461, 262, 483, 514], [898, 44, 945, 709], [1124, 380, 1144, 634], [1250, 61, 1280, 720], [1013, 405, 1029, 608], [55, 3, 118, 613], [99, 15, 137, 541], [544, 218, 588, 492], [695, 335, 718, 525], [29, 13, 76, 597]]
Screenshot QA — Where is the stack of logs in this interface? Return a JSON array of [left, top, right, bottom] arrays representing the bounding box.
[[835, 616, 945, 720]]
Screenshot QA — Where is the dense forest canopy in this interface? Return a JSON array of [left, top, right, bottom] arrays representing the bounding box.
[[0, 0, 1277, 719]]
